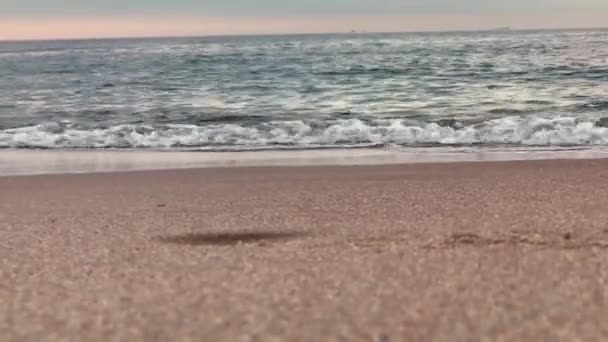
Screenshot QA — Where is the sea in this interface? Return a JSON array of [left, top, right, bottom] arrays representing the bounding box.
[[1, 29, 608, 152]]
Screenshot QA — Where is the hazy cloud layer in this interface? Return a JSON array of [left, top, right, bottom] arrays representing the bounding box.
[[3, 0, 608, 16], [1, 0, 607, 39]]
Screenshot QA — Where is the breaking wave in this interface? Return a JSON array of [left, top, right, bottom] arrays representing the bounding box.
[[1, 116, 608, 150]]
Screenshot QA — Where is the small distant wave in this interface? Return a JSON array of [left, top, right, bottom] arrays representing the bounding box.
[[313, 66, 412, 76], [1, 116, 608, 150]]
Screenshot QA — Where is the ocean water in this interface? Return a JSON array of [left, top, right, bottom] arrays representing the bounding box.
[[1, 29, 607, 151]]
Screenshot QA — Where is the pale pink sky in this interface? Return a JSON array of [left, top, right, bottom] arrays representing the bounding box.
[[1, 10, 607, 41]]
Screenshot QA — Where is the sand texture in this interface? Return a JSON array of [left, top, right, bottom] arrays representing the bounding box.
[[2, 159, 608, 341]]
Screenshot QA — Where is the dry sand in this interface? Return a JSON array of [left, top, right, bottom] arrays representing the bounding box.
[[2, 159, 608, 341]]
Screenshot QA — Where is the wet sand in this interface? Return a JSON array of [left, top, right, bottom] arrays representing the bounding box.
[[3, 148, 608, 176], [2, 159, 608, 341]]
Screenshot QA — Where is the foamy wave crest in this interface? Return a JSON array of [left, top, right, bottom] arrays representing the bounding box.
[[1, 116, 607, 149]]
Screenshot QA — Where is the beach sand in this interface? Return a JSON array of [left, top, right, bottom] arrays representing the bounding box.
[[2, 159, 608, 341]]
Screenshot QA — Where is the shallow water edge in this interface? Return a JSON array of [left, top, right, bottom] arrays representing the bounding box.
[[2, 147, 608, 176]]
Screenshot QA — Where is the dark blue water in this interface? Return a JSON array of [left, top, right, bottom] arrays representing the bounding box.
[[1, 30, 607, 150]]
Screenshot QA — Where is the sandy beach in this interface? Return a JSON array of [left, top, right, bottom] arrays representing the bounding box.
[[2, 159, 608, 341]]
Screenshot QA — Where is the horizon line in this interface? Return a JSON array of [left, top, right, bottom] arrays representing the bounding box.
[[1, 26, 607, 44]]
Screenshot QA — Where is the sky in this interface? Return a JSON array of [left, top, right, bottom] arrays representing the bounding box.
[[1, 0, 608, 40]]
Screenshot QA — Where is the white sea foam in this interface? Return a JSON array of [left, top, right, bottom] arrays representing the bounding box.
[[1, 116, 607, 150]]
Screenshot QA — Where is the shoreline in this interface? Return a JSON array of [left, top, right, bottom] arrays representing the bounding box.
[[2, 147, 608, 176]]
